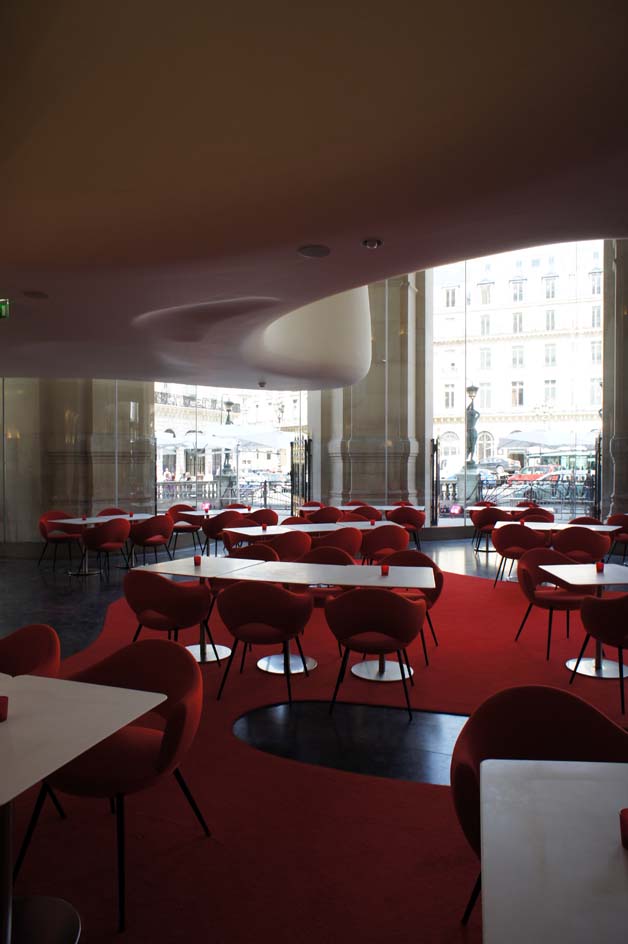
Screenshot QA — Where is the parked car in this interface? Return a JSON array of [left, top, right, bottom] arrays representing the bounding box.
[[507, 464, 555, 484], [480, 457, 521, 480]]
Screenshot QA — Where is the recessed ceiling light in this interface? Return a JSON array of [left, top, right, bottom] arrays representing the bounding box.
[[362, 238, 383, 250], [22, 290, 49, 299], [297, 244, 330, 258]]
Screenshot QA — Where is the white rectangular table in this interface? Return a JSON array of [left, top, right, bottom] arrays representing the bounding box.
[[0, 674, 165, 944], [467, 505, 555, 514], [539, 562, 628, 678], [481, 759, 628, 944], [337, 504, 425, 513], [225, 520, 404, 540], [55, 515, 153, 577], [493, 520, 620, 534]]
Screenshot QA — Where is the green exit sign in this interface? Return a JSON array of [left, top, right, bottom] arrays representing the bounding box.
[[0, 299, 9, 319]]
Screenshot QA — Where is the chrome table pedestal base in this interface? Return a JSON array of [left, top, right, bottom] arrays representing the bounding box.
[[257, 654, 318, 674]]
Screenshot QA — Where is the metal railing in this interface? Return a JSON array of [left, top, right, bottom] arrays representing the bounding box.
[[155, 480, 291, 512]]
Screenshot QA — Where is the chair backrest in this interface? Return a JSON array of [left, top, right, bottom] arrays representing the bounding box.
[[123, 569, 211, 626], [301, 501, 324, 508], [202, 510, 247, 539], [98, 506, 127, 516], [516, 500, 537, 507], [313, 527, 362, 557], [248, 508, 279, 526], [386, 507, 426, 529], [307, 506, 342, 523], [491, 522, 546, 555], [67, 639, 203, 774], [342, 500, 368, 506], [325, 588, 425, 646], [339, 511, 369, 522], [353, 504, 383, 521], [552, 526, 610, 562], [516, 547, 577, 602], [298, 546, 355, 565], [381, 549, 444, 605], [581, 593, 628, 648], [392, 500, 412, 506], [569, 516, 602, 525], [450, 685, 628, 858], [217, 581, 313, 637], [519, 508, 554, 522], [228, 543, 280, 561], [0, 624, 61, 677], [281, 516, 307, 524], [473, 507, 513, 529], [263, 530, 312, 561], [607, 513, 628, 533], [361, 524, 410, 558], [225, 503, 249, 509], [167, 503, 196, 523], [82, 517, 131, 549], [130, 514, 174, 543], [39, 510, 79, 538]]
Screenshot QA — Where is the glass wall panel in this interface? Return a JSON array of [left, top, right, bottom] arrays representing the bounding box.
[[431, 240, 603, 522]]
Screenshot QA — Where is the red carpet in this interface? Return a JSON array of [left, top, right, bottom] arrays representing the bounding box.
[[13, 573, 625, 942]]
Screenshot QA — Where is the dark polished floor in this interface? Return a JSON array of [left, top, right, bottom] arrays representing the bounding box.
[[0, 537, 496, 784]]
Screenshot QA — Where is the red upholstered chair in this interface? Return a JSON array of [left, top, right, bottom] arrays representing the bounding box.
[[569, 515, 602, 524], [381, 549, 444, 654], [353, 504, 383, 521], [261, 530, 312, 561], [167, 503, 202, 556], [607, 513, 628, 562], [248, 508, 279, 526], [518, 508, 554, 522], [228, 543, 280, 562], [570, 593, 628, 712], [216, 581, 313, 702], [361, 524, 409, 564], [325, 589, 426, 720], [282, 515, 308, 524], [471, 507, 513, 553], [129, 514, 173, 565], [97, 506, 127, 516], [80, 517, 131, 575], [342, 500, 368, 506], [311, 526, 362, 559], [339, 511, 369, 522], [516, 500, 537, 507], [307, 506, 342, 523], [0, 623, 60, 677], [552, 526, 611, 563], [491, 522, 546, 587], [225, 503, 249, 509], [15, 640, 209, 932], [386, 506, 426, 549], [515, 548, 593, 660], [450, 685, 628, 924], [392, 500, 412, 506], [299, 501, 324, 517], [200, 510, 246, 556], [123, 569, 219, 659], [37, 510, 83, 570]]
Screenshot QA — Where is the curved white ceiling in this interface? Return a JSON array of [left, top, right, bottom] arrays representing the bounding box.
[[1, 1, 627, 387]]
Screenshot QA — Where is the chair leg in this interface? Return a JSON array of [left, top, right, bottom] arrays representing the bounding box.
[[132, 623, 143, 642], [418, 628, 428, 667], [546, 609, 553, 661], [461, 871, 482, 926], [514, 603, 533, 641], [38, 541, 49, 566], [566, 609, 570, 639], [569, 634, 591, 684], [329, 647, 350, 714], [217, 640, 238, 700], [619, 646, 625, 714], [294, 635, 309, 676], [239, 639, 247, 673], [282, 641, 292, 703], [153, 546, 158, 563], [403, 646, 415, 682], [44, 783, 66, 820], [173, 768, 211, 836], [115, 793, 126, 933], [164, 543, 173, 560], [396, 650, 413, 722], [202, 620, 220, 661], [426, 610, 438, 646], [13, 783, 48, 882], [493, 556, 505, 588], [171, 532, 179, 557]]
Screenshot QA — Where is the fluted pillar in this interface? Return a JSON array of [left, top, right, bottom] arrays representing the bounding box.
[[609, 240, 628, 514], [313, 274, 429, 505]]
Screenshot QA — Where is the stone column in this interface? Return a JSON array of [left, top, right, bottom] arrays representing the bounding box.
[[316, 275, 429, 505], [609, 239, 628, 514], [1, 377, 155, 547]]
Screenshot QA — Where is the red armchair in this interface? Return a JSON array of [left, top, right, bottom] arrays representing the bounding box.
[[129, 514, 174, 565], [570, 593, 628, 712], [14, 640, 209, 932], [0, 623, 60, 677], [450, 685, 628, 924], [361, 524, 409, 564], [37, 510, 83, 570]]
